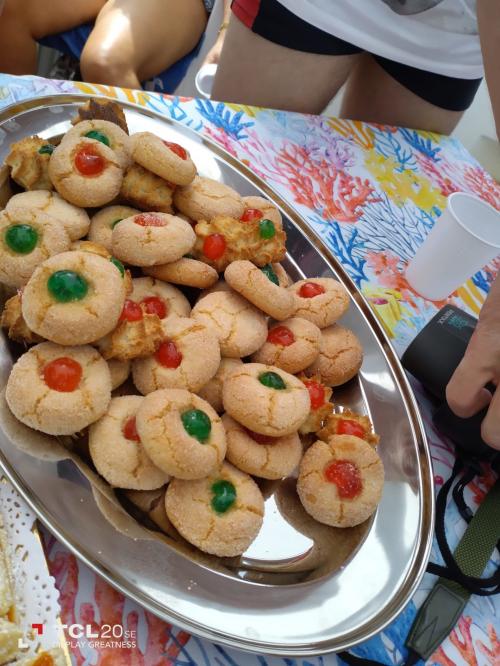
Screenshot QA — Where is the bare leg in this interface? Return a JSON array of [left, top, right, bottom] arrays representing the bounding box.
[[341, 54, 463, 134], [0, 0, 105, 74], [212, 15, 359, 114], [80, 0, 208, 89]]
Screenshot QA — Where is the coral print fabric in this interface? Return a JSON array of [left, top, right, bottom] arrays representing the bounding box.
[[0, 74, 499, 666]]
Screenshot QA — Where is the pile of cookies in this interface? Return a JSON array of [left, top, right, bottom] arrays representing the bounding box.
[[0, 100, 384, 558]]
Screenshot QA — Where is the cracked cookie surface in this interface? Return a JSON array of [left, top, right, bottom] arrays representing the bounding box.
[[305, 324, 363, 387], [251, 317, 321, 374], [131, 132, 196, 186], [174, 176, 244, 221], [288, 278, 350, 329]]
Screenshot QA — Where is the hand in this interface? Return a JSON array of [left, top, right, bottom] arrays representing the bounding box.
[[446, 274, 500, 449]]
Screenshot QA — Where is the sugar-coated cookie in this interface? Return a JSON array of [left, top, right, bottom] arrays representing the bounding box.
[[318, 409, 380, 446], [224, 260, 295, 320], [132, 316, 220, 394], [7, 190, 90, 241], [5, 136, 54, 190], [222, 362, 310, 437], [174, 176, 244, 221], [144, 257, 218, 289], [297, 435, 384, 527], [6, 342, 111, 435], [136, 388, 226, 479], [107, 358, 131, 390], [88, 205, 139, 252], [130, 132, 196, 186], [89, 396, 169, 490], [305, 325, 363, 386], [198, 358, 244, 412], [22, 251, 126, 345], [251, 317, 320, 374], [165, 461, 264, 556], [223, 414, 302, 480], [0, 207, 71, 288], [49, 136, 123, 207], [273, 262, 291, 287], [241, 196, 283, 228], [62, 119, 132, 170], [288, 278, 349, 328], [191, 289, 267, 358], [129, 276, 190, 320], [111, 212, 195, 267], [297, 374, 334, 435], [120, 163, 174, 213]]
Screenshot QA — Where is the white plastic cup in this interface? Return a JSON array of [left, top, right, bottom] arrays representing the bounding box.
[[405, 192, 500, 301], [195, 63, 217, 99]]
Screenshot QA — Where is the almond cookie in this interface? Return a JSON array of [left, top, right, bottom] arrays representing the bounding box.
[[5, 136, 54, 190], [224, 260, 295, 321], [130, 132, 196, 186], [0, 292, 43, 344], [222, 362, 310, 437], [191, 289, 267, 358], [198, 358, 244, 412], [62, 119, 132, 170], [88, 205, 139, 252], [305, 325, 363, 387], [144, 257, 218, 290], [288, 278, 349, 329], [22, 250, 126, 345], [223, 414, 302, 480], [98, 300, 165, 361], [297, 435, 384, 527], [111, 212, 195, 267], [174, 176, 244, 221], [132, 316, 220, 395], [107, 358, 131, 390], [251, 317, 320, 374], [241, 196, 283, 228], [89, 396, 169, 490], [7, 190, 90, 241], [297, 375, 334, 435], [318, 409, 380, 447], [136, 388, 226, 479], [129, 276, 191, 320], [193, 215, 286, 272], [0, 207, 71, 288], [120, 163, 174, 213], [5, 342, 111, 435], [165, 461, 264, 556], [48, 136, 123, 207]]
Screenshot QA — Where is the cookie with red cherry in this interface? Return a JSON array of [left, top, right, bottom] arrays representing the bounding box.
[[288, 278, 349, 328], [296, 374, 334, 435], [297, 435, 384, 528], [5, 342, 111, 435], [130, 132, 196, 186], [251, 317, 320, 374], [241, 196, 283, 229], [62, 119, 132, 170], [318, 409, 380, 447]]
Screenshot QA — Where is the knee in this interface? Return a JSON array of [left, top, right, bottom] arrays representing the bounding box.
[[80, 44, 135, 86]]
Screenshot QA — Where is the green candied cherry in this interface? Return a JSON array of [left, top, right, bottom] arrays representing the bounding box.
[[38, 144, 55, 155], [84, 130, 110, 146], [259, 371, 286, 390], [181, 409, 211, 442], [260, 263, 279, 286], [111, 218, 123, 229], [109, 256, 125, 277], [211, 480, 236, 514], [259, 219, 276, 239], [47, 270, 88, 302], [5, 224, 38, 254]]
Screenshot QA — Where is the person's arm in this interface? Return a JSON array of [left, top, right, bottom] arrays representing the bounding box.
[[203, 0, 231, 65], [446, 273, 500, 449], [477, 0, 500, 141]]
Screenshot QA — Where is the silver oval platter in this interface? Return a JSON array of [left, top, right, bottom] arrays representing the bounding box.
[[0, 95, 433, 656]]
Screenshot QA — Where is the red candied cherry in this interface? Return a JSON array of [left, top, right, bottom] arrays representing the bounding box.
[[303, 380, 326, 410], [337, 419, 366, 439], [203, 233, 226, 260], [267, 325, 295, 346], [241, 208, 263, 222], [163, 141, 188, 160], [43, 357, 82, 392], [141, 296, 167, 319], [123, 416, 141, 442], [299, 282, 326, 298], [155, 340, 182, 368], [74, 145, 105, 176], [134, 213, 166, 227], [324, 460, 362, 499], [120, 299, 143, 323]]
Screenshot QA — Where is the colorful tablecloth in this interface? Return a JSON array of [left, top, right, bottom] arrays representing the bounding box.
[[0, 74, 499, 666]]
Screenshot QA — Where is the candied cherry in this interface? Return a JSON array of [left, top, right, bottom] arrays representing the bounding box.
[[38, 144, 54, 155], [211, 479, 236, 513], [260, 264, 279, 286], [141, 296, 167, 319], [203, 233, 226, 260], [303, 380, 325, 410], [43, 357, 82, 392], [299, 282, 325, 298], [241, 208, 263, 222], [259, 219, 275, 239], [267, 325, 294, 346], [163, 141, 188, 160], [5, 224, 38, 254], [123, 416, 140, 442], [155, 340, 182, 368], [47, 270, 88, 302], [74, 145, 105, 176], [181, 409, 211, 442], [337, 419, 366, 438], [120, 299, 143, 323], [84, 130, 110, 146], [259, 371, 286, 390], [134, 213, 165, 227], [324, 460, 362, 499]]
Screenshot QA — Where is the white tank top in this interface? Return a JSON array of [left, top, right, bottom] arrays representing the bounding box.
[[276, 0, 482, 79]]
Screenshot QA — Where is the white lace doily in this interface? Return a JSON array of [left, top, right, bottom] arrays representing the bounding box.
[[0, 476, 68, 661]]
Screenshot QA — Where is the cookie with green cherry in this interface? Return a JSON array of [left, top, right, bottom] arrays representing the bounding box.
[[62, 119, 132, 170], [165, 461, 264, 557], [251, 316, 321, 374]]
